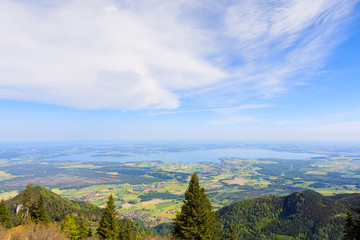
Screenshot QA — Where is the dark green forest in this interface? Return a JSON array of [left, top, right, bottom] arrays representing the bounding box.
[[217, 189, 360, 239]]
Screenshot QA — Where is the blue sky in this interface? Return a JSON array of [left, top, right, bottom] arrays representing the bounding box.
[[0, 0, 360, 142]]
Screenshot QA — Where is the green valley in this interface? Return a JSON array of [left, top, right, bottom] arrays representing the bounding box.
[[1, 143, 360, 227]]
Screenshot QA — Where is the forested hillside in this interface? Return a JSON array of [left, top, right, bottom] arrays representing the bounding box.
[[6, 185, 102, 224], [217, 190, 360, 239], [1, 185, 164, 239]]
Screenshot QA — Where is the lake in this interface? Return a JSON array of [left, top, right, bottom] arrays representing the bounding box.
[[50, 148, 325, 163]]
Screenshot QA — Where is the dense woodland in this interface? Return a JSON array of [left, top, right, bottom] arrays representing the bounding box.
[[217, 189, 360, 239], [1, 176, 360, 239]]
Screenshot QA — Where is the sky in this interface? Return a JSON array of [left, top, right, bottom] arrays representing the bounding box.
[[0, 0, 360, 142]]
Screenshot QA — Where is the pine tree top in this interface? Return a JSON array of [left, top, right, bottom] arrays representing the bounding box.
[[97, 194, 118, 239], [173, 172, 220, 240]]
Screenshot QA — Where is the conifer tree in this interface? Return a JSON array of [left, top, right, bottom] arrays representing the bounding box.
[[125, 221, 134, 239], [0, 199, 11, 228], [354, 207, 360, 239], [61, 214, 88, 240], [343, 210, 355, 240], [118, 219, 134, 240], [88, 227, 93, 237], [97, 194, 118, 239], [78, 218, 89, 239], [21, 182, 34, 223], [225, 225, 238, 240], [343, 206, 360, 240], [31, 194, 49, 224], [173, 173, 220, 239]]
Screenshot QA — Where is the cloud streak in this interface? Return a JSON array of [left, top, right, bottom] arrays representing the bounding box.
[[326, 110, 360, 118], [205, 0, 358, 100], [144, 104, 267, 116], [0, 0, 357, 110]]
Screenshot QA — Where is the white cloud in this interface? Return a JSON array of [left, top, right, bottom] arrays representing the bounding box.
[[0, 0, 225, 110], [144, 104, 267, 116], [0, 0, 357, 110]]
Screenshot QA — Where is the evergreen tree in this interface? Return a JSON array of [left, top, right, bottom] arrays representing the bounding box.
[[61, 214, 88, 240], [343, 210, 355, 240], [343, 206, 360, 240], [117, 219, 133, 240], [173, 173, 220, 240], [354, 206, 360, 239], [123, 220, 135, 240], [124, 221, 134, 240], [31, 194, 50, 224], [225, 225, 238, 240], [20, 182, 34, 223], [78, 218, 89, 239], [0, 199, 11, 228], [88, 227, 93, 237], [97, 194, 118, 239]]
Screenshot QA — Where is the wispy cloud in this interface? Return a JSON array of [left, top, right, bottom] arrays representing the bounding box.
[[204, 0, 358, 100], [144, 104, 267, 116], [0, 0, 357, 110], [274, 121, 295, 126], [326, 110, 360, 118]]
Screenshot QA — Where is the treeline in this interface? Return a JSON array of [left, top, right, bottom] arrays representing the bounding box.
[[138, 191, 181, 202]]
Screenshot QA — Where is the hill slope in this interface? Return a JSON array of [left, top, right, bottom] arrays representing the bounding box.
[[217, 190, 360, 240], [5, 186, 102, 223]]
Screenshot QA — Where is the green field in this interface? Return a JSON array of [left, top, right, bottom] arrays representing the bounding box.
[[1, 148, 360, 226]]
